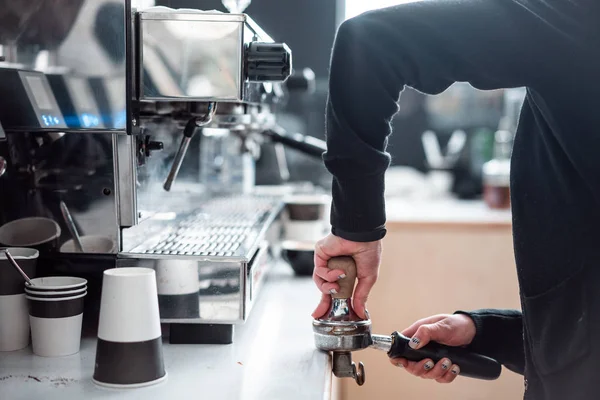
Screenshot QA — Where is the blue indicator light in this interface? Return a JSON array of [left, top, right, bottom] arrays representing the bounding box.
[[80, 113, 101, 128], [41, 114, 63, 127]]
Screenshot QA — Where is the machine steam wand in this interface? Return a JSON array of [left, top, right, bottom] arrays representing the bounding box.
[[163, 102, 217, 191]]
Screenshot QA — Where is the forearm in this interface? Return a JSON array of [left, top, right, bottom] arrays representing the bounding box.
[[325, 0, 587, 240], [455, 309, 525, 375]]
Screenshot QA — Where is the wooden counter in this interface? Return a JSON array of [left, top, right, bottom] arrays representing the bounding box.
[[341, 197, 524, 400]]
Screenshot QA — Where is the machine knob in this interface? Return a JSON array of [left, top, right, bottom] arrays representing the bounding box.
[[147, 141, 164, 152], [142, 137, 164, 158], [285, 68, 316, 94], [246, 42, 292, 82]]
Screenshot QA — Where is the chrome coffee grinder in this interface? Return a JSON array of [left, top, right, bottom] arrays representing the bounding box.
[[312, 257, 503, 386]]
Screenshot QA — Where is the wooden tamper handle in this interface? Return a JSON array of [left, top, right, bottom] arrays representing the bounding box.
[[327, 256, 357, 299]]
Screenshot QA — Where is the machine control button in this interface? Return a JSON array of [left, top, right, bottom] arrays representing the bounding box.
[[246, 42, 292, 82]]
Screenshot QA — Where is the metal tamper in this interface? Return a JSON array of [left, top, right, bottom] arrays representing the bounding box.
[[312, 256, 371, 385], [312, 257, 502, 386]]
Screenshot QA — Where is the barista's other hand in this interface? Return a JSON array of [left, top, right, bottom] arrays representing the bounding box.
[[390, 314, 477, 383], [311, 233, 382, 320]]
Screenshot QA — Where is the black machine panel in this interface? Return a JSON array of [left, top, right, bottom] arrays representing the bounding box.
[[0, 68, 67, 132], [46, 74, 105, 129]]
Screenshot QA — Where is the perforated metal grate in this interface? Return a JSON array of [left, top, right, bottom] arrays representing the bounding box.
[[133, 195, 280, 257]]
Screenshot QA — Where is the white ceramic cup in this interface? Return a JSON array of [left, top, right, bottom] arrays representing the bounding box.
[[93, 267, 166, 388], [283, 194, 330, 243], [155, 260, 200, 319], [283, 221, 326, 243], [26, 292, 86, 357], [155, 260, 200, 296], [60, 236, 116, 254]]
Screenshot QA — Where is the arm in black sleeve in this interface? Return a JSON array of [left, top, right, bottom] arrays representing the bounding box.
[[324, 0, 590, 241], [455, 309, 525, 375]]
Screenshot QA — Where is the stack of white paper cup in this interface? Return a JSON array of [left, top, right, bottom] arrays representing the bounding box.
[[0, 248, 38, 352], [25, 276, 87, 357], [93, 267, 167, 388]]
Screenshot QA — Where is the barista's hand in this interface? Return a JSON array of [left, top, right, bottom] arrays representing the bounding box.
[[311, 234, 382, 320], [390, 314, 477, 383]]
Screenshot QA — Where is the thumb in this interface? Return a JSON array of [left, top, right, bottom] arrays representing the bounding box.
[[352, 276, 376, 320], [408, 322, 446, 350]]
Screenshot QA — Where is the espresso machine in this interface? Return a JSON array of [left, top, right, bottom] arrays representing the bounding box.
[[0, 0, 325, 344]]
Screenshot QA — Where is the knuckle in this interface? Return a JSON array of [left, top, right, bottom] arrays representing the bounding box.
[[316, 240, 329, 253], [416, 325, 429, 338]]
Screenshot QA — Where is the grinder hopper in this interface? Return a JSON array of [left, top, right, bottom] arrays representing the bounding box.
[[312, 257, 503, 386]]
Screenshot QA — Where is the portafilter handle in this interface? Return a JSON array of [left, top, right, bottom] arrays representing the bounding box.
[[260, 126, 326, 159], [370, 332, 502, 381]]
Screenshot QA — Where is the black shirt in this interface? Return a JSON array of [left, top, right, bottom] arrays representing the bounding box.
[[324, 1, 600, 398]]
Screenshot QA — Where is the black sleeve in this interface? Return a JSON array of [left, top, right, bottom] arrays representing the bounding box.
[[455, 309, 525, 375], [324, 0, 593, 241]]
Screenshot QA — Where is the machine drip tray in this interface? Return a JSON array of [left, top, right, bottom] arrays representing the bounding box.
[[122, 194, 283, 259], [119, 194, 284, 334]]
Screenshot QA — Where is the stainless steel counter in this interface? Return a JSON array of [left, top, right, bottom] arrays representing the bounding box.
[[0, 263, 332, 400]]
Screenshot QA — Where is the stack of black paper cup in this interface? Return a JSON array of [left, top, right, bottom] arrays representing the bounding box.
[[25, 276, 87, 357]]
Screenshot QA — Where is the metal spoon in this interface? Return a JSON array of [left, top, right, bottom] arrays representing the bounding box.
[[3, 249, 34, 286], [60, 201, 84, 252]]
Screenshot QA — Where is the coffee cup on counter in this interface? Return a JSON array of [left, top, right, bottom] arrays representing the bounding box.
[[280, 240, 316, 276], [26, 290, 86, 357], [0, 217, 61, 251], [93, 267, 167, 388], [0, 248, 38, 352], [283, 194, 330, 243], [155, 260, 200, 319]]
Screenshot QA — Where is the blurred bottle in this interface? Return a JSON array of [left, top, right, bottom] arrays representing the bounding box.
[[482, 118, 513, 210]]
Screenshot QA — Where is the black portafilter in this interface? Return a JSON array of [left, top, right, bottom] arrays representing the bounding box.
[[370, 332, 502, 381], [313, 257, 502, 386], [285, 68, 316, 95], [260, 126, 326, 159]]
